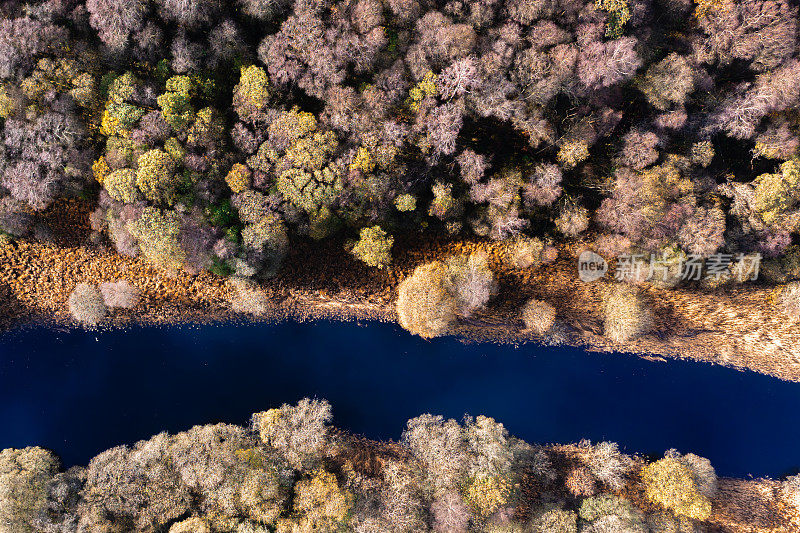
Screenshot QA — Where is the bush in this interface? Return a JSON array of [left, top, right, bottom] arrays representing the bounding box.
[[252, 398, 332, 470], [282, 469, 353, 531], [431, 491, 470, 533], [443, 252, 497, 317], [396, 261, 457, 338], [135, 149, 179, 205], [641, 456, 712, 521], [602, 285, 653, 343], [675, 451, 717, 498], [555, 204, 589, 237], [780, 474, 800, 512], [227, 277, 269, 316], [557, 141, 589, 169], [528, 507, 578, 533], [99, 280, 140, 309], [394, 193, 416, 212], [401, 414, 468, 495], [464, 475, 512, 517], [104, 168, 142, 203], [577, 440, 633, 491], [501, 237, 544, 269], [67, 283, 108, 326], [0, 447, 59, 533], [169, 516, 212, 533], [350, 225, 393, 269], [225, 163, 252, 194], [521, 299, 556, 335], [578, 494, 647, 532], [565, 466, 596, 497], [127, 207, 186, 270]]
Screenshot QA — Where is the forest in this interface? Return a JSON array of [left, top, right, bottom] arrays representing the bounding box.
[[1, 0, 799, 300], [2, 398, 797, 532]]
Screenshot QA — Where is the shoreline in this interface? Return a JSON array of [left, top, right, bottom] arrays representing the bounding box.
[[2, 200, 799, 382]]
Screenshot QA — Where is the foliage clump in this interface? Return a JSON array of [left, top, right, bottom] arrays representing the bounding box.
[[602, 285, 654, 343], [68, 283, 108, 326], [521, 299, 557, 335], [350, 225, 393, 269], [641, 455, 713, 521]]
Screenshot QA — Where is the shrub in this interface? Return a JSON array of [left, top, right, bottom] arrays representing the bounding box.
[[169, 516, 212, 533], [104, 168, 141, 203], [99, 280, 140, 309], [227, 277, 269, 316], [444, 252, 497, 317], [0, 447, 59, 533], [521, 299, 556, 335], [639, 53, 694, 111], [557, 140, 590, 169], [578, 494, 647, 532], [577, 440, 633, 491], [394, 193, 416, 212], [67, 283, 108, 326], [401, 414, 468, 495], [602, 285, 653, 343], [350, 225, 393, 269], [396, 261, 457, 338], [0, 197, 32, 237], [502, 237, 544, 269], [225, 163, 252, 194], [233, 65, 272, 121], [676, 451, 717, 498], [528, 507, 578, 533], [780, 474, 800, 512], [555, 204, 589, 237], [565, 466, 596, 497], [135, 149, 179, 205], [127, 207, 185, 270], [287, 469, 353, 530], [641, 456, 712, 521], [241, 215, 289, 278], [252, 398, 332, 470], [465, 475, 513, 517], [431, 491, 470, 533]]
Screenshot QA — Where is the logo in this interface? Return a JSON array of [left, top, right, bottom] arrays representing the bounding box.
[[578, 251, 608, 282]]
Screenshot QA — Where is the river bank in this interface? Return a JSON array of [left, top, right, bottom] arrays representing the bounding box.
[[1, 199, 799, 383]]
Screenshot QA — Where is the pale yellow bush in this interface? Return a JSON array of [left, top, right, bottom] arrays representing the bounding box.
[[168, 516, 211, 533], [641, 457, 712, 521], [396, 261, 457, 338], [521, 299, 556, 335], [602, 285, 653, 342]]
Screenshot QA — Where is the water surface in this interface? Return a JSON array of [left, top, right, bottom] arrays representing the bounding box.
[[0, 321, 797, 478]]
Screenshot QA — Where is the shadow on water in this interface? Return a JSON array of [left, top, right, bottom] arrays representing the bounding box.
[[0, 320, 798, 478]]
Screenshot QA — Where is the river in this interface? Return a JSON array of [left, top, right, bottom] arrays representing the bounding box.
[[0, 320, 797, 478]]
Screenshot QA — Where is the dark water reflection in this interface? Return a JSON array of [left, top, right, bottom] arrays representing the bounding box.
[[0, 321, 797, 478]]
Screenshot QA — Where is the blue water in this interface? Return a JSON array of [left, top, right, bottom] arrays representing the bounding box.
[[0, 320, 797, 478]]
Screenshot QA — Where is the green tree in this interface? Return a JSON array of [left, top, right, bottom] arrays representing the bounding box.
[[136, 149, 179, 205], [350, 225, 393, 269], [127, 207, 185, 269]]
